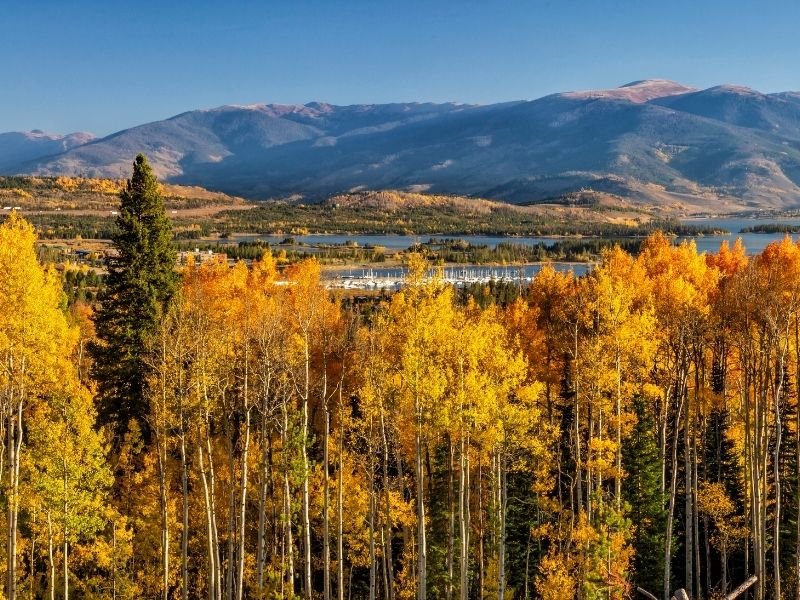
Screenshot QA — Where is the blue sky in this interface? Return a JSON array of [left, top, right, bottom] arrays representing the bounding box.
[[3, 0, 799, 135]]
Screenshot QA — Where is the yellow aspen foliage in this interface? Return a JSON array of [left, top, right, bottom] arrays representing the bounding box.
[[0, 213, 77, 395], [1, 213, 117, 600], [20, 220, 800, 600]]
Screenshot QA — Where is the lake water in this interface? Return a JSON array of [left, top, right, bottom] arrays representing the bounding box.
[[234, 217, 800, 256], [679, 216, 800, 254], [229, 218, 800, 287], [232, 232, 567, 250]]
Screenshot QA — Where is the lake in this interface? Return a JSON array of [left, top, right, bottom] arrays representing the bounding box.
[[232, 232, 567, 250], [233, 216, 800, 257], [224, 218, 800, 287], [680, 216, 800, 254]]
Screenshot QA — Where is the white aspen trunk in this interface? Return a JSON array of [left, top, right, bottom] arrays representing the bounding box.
[[478, 458, 484, 598], [257, 430, 268, 592], [28, 510, 35, 600], [497, 451, 507, 600], [756, 352, 767, 600], [369, 420, 377, 600], [586, 405, 593, 524], [226, 428, 235, 600], [200, 362, 223, 600], [64, 429, 70, 600], [63, 539, 68, 600], [664, 376, 686, 600], [256, 371, 274, 593], [745, 345, 766, 600], [462, 436, 471, 600], [380, 410, 395, 600], [48, 511, 55, 600], [112, 520, 117, 600], [693, 433, 701, 599], [338, 392, 345, 600], [459, 429, 469, 600], [447, 441, 455, 600], [156, 333, 170, 600], [284, 460, 295, 594], [208, 433, 222, 600], [301, 331, 312, 600], [615, 351, 622, 511], [685, 359, 694, 598], [6, 412, 15, 600], [199, 443, 217, 600], [524, 532, 531, 600], [7, 397, 22, 600], [574, 330, 583, 513], [237, 405, 251, 600], [282, 401, 296, 595], [382, 524, 389, 600], [415, 424, 427, 600], [157, 429, 170, 600], [722, 540, 728, 597], [236, 335, 251, 600], [180, 430, 189, 600], [796, 316, 800, 600], [743, 366, 758, 600], [773, 339, 787, 600], [323, 371, 331, 600]]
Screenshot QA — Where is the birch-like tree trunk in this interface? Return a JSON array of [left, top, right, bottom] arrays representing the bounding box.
[[415, 420, 427, 600]]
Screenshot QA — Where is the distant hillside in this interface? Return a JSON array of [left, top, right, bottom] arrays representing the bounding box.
[[0, 175, 249, 214], [5, 80, 800, 212], [324, 189, 646, 219]]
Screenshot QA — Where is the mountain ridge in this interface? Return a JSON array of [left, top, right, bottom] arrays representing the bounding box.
[[5, 80, 800, 212]]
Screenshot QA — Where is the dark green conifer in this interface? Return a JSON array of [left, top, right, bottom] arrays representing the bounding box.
[[623, 395, 666, 594], [90, 153, 177, 441]]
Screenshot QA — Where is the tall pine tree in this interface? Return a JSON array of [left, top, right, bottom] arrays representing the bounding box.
[[623, 395, 666, 595], [91, 154, 177, 441]]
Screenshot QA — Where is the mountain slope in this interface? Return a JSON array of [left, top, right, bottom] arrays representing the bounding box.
[[560, 79, 697, 103], [6, 80, 800, 211], [652, 85, 800, 138], [0, 130, 95, 171]]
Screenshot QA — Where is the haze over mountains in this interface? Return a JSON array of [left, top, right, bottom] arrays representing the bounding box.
[[5, 79, 800, 211]]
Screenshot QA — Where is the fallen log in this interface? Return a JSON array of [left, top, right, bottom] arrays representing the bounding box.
[[725, 575, 757, 600], [635, 587, 658, 600], [636, 574, 757, 600]]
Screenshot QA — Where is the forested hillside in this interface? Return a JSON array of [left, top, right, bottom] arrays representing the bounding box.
[[3, 156, 800, 600]]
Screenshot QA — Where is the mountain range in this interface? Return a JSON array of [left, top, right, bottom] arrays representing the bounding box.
[[5, 79, 800, 211]]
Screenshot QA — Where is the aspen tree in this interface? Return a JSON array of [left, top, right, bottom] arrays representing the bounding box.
[[286, 259, 325, 600], [0, 213, 79, 600]]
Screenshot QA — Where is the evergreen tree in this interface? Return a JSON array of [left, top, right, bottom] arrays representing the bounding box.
[[90, 154, 177, 441], [702, 408, 748, 594], [622, 395, 666, 594]]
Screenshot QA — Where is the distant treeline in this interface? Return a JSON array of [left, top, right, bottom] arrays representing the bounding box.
[[4, 204, 726, 241], [175, 237, 647, 265], [740, 223, 800, 234], [217, 203, 726, 237], [414, 238, 645, 263]]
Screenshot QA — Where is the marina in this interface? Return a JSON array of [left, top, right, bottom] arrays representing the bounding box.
[[324, 263, 589, 289]]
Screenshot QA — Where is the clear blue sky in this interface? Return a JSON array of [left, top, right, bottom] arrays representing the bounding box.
[[3, 0, 799, 135]]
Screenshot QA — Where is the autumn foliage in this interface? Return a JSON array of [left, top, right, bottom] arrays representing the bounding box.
[[10, 184, 800, 599]]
